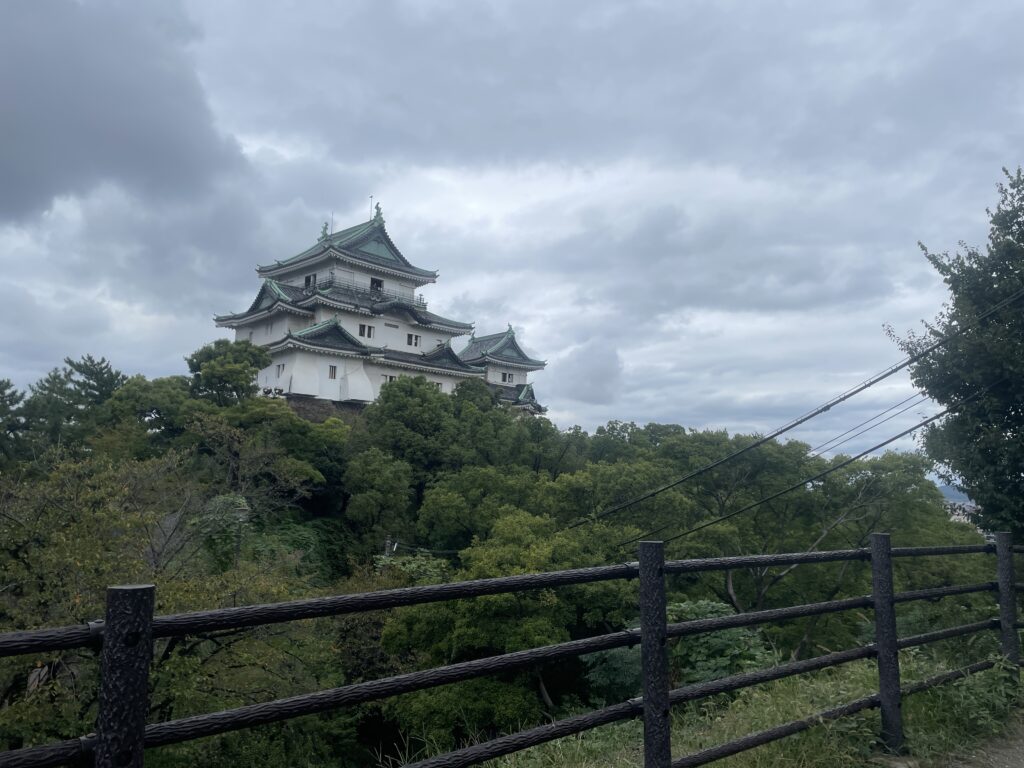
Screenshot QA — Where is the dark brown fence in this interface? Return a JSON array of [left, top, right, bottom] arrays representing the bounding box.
[[1, 532, 1020, 768]]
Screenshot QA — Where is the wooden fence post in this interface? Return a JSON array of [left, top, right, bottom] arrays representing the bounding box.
[[870, 533, 903, 753], [95, 585, 154, 768], [640, 541, 671, 768], [995, 532, 1020, 666]]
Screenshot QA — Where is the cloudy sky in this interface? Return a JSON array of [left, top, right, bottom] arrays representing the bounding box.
[[2, 0, 1022, 454]]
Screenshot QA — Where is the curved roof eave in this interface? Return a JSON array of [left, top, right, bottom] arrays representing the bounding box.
[[214, 301, 314, 327], [482, 354, 546, 370]]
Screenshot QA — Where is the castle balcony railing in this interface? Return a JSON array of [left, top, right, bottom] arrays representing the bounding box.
[[309, 275, 428, 310], [1, 533, 1021, 767]]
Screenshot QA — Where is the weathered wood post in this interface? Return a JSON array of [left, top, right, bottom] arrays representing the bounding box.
[[639, 541, 671, 768], [95, 585, 155, 768], [870, 533, 903, 753], [995, 532, 1020, 667]]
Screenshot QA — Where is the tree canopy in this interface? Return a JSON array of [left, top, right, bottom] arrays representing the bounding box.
[[897, 168, 1024, 534], [0, 337, 987, 765]]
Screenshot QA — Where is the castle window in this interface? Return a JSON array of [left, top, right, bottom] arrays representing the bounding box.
[[434, 382, 443, 391], [381, 374, 398, 384], [407, 333, 421, 347], [359, 324, 375, 339], [502, 372, 515, 384], [370, 278, 383, 292], [276, 364, 285, 377], [328, 365, 337, 380], [304, 273, 317, 289]]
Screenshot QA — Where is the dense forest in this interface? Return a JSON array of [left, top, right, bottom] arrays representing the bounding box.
[[0, 344, 1001, 765]]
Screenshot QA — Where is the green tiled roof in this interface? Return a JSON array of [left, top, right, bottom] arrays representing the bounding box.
[[217, 279, 472, 333], [256, 208, 437, 282], [383, 342, 485, 375], [215, 280, 311, 323], [274, 321, 485, 377], [489, 382, 546, 413], [368, 299, 474, 332], [459, 326, 546, 369], [288, 318, 373, 353]]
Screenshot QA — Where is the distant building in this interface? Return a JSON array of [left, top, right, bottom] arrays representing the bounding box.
[[215, 206, 545, 412]]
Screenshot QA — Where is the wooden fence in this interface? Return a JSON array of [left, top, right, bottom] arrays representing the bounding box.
[[1, 532, 1020, 768]]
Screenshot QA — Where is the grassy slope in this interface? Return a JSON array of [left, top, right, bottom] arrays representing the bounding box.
[[492, 658, 1019, 768]]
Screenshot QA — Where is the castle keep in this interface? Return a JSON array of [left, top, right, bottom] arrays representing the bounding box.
[[216, 206, 545, 412]]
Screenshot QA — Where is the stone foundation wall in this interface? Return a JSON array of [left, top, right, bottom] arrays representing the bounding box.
[[284, 395, 366, 424]]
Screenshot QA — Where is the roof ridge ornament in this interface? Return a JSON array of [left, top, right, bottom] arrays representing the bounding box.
[[319, 221, 329, 241], [373, 202, 384, 224]]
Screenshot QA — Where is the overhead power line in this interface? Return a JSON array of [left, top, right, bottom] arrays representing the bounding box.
[[612, 391, 930, 547], [808, 392, 926, 455], [564, 285, 1024, 531], [620, 379, 1001, 549], [809, 394, 929, 456]]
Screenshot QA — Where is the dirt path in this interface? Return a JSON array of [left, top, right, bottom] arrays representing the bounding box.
[[935, 715, 1024, 767]]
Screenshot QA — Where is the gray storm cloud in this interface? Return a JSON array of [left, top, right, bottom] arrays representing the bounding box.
[[0, 0, 1021, 452]]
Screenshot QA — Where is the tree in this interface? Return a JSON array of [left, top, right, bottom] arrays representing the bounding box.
[[0, 450, 342, 755], [362, 376, 461, 487], [18, 356, 126, 452], [64, 355, 127, 406], [341, 447, 414, 558], [90, 375, 193, 459], [896, 168, 1024, 534], [185, 339, 271, 406], [0, 379, 23, 463], [380, 511, 634, 746]]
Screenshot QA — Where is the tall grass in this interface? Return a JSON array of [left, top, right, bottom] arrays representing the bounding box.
[[490, 654, 1019, 768]]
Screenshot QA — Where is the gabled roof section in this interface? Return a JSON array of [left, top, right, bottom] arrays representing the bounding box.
[[284, 318, 374, 354], [251, 279, 306, 311], [215, 279, 312, 325], [516, 382, 540, 405], [421, 342, 486, 373], [459, 325, 546, 370], [256, 206, 437, 284], [376, 301, 475, 333], [381, 341, 485, 376], [489, 382, 547, 414]]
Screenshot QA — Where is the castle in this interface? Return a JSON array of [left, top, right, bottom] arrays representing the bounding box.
[[215, 206, 545, 412]]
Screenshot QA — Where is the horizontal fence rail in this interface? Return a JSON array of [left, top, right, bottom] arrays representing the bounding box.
[[0, 563, 641, 658], [1, 532, 1019, 768]]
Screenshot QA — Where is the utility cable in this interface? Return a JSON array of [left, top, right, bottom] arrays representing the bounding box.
[[564, 284, 1024, 531], [619, 394, 930, 546], [808, 392, 926, 455], [809, 395, 929, 456], [621, 379, 1000, 549]]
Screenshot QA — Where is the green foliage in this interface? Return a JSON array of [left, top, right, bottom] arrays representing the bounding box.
[[374, 553, 452, 585], [493, 661, 1021, 768], [0, 378, 24, 463], [583, 646, 642, 705], [1, 338, 1017, 766], [572, 600, 776, 715], [417, 466, 543, 551], [363, 376, 461, 482], [665, 601, 774, 686], [897, 168, 1024, 534], [186, 339, 272, 405], [343, 447, 414, 558], [18, 355, 126, 452]]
